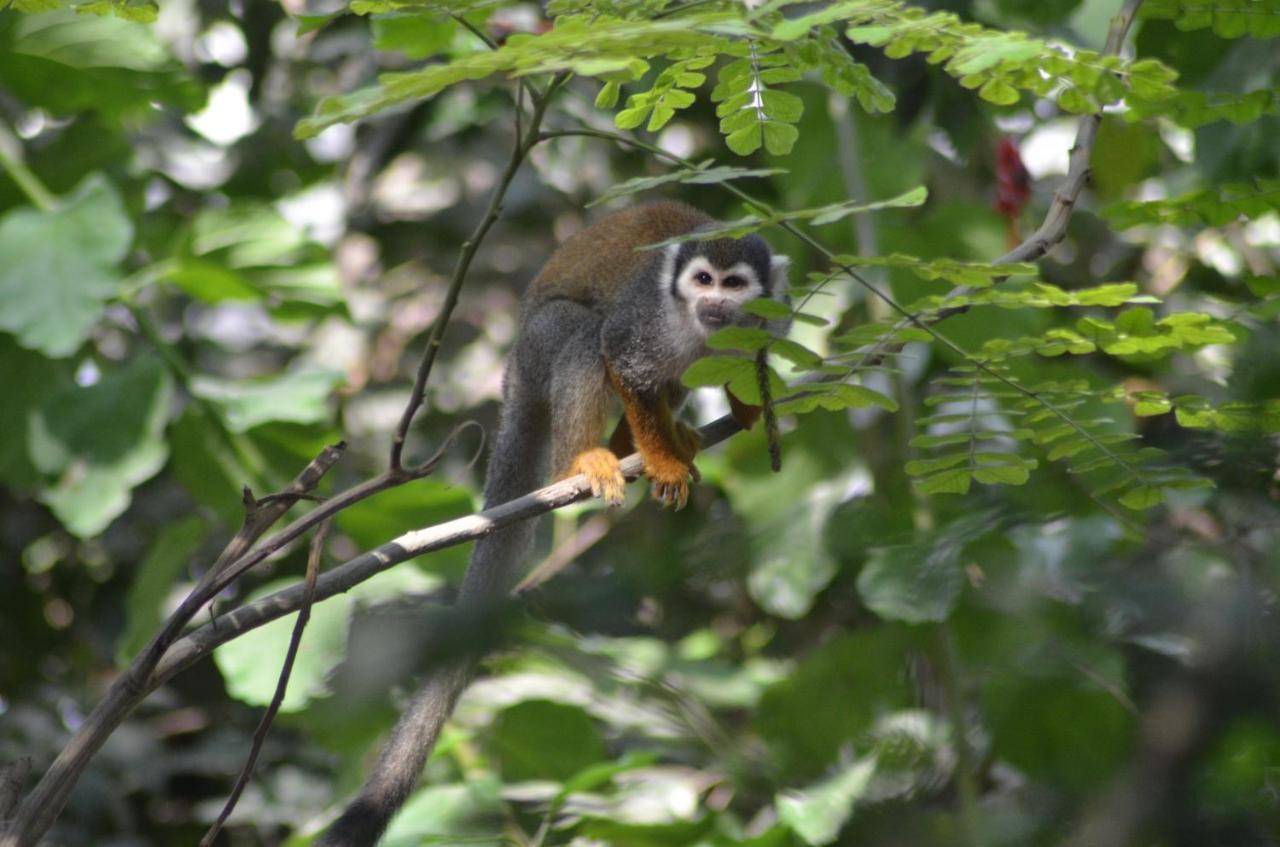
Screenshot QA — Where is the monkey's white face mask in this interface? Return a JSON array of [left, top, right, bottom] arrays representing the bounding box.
[[673, 252, 790, 337]]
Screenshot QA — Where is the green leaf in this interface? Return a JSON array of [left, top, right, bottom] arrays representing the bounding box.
[[831, 251, 1021, 287], [761, 88, 804, 122], [744, 297, 796, 320], [917, 467, 971, 495], [725, 123, 763, 156], [769, 338, 824, 369], [0, 9, 201, 118], [0, 335, 72, 487], [1104, 178, 1280, 229], [0, 175, 131, 357], [756, 630, 913, 776], [1119, 485, 1164, 510], [27, 356, 172, 537], [978, 77, 1019, 105], [491, 700, 606, 782], [165, 259, 261, 303], [1131, 393, 1173, 416], [190, 369, 345, 432], [1142, 0, 1280, 38], [681, 355, 758, 389], [595, 80, 620, 108], [807, 187, 928, 226], [858, 539, 963, 623], [1174, 398, 1280, 432], [707, 326, 771, 353], [371, 13, 457, 61], [192, 203, 307, 267], [971, 462, 1031, 485], [776, 759, 877, 845], [380, 778, 503, 847], [588, 162, 786, 207], [857, 512, 999, 623], [11, 8, 170, 70], [214, 568, 441, 712], [298, 13, 734, 138], [775, 383, 898, 416]]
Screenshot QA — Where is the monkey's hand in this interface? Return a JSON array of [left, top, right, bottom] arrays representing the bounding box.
[[565, 447, 627, 507]]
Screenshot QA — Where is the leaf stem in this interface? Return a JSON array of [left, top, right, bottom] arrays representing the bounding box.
[[0, 120, 58, 212]]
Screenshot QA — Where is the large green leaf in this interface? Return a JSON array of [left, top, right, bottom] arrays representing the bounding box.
[[0, 174, 132, 357], [0, 334, 72, 486], [737, 449, 845, 620], [27, 356, 172, 537], [213, 567, 441, 712], [9, 8, 169, 69], [0, 10, 202, 118], [490, 699, 607, 782], [190, 368, 345, 432]]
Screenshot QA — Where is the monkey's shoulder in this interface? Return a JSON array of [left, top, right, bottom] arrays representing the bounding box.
[[529, 201, 713, 305]]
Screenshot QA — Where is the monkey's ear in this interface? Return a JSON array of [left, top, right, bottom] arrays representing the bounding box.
[[769, 254, 791, 294]]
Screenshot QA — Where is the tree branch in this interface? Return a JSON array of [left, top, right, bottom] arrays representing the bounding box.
[[148, 413, 745, 689]]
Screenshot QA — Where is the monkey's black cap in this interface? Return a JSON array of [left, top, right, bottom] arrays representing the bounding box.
[[674, 231, 776, 294]]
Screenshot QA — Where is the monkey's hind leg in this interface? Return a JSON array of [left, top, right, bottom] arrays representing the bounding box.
[[528, 302, 626, 507]]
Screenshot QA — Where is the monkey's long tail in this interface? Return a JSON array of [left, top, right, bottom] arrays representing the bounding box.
[[317, 398, 547, 847]]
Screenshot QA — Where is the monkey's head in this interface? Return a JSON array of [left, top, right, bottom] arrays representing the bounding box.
[[668, 233, 790, 336]]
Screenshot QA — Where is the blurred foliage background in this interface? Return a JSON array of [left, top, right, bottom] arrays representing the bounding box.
[[1, 0, 1279, 845]]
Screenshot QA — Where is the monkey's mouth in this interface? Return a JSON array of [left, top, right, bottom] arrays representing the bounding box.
[[695, 302, 740, 332]]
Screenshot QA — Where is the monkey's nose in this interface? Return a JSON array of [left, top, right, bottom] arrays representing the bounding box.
[[697, 301, 733, 328]]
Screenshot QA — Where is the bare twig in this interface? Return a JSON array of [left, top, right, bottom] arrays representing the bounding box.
[[200, 520, 331, 846]]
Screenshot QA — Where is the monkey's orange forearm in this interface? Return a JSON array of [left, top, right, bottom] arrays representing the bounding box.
[[607, 366, 699, 507]]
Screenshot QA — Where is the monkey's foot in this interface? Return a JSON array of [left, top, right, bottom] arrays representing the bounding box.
[[644, 453, 697, 510], [565, 448, 626, 507]]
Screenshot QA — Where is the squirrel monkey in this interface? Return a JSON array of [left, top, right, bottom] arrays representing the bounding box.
[[318, 201, 789, 846]]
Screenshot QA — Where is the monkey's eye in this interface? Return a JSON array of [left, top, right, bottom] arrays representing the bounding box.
[[694, 271, 714, 285], [723, 275, 746, 289]]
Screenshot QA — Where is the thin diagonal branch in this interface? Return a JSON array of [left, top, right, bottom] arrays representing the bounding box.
[[388, 73, 569, 472], [200, 519, 330, 847]]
